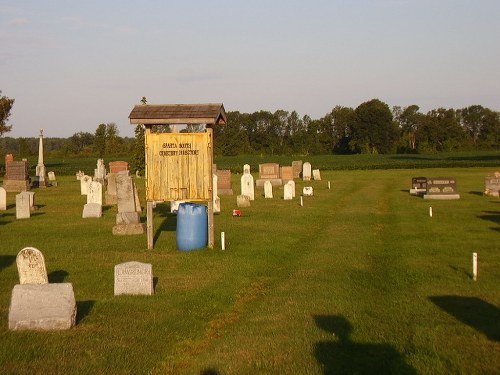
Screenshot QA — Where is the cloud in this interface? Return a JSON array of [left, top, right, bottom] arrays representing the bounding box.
[[8, 17, 28, 26]]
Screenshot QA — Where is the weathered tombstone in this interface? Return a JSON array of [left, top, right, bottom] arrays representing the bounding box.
[[280, 166, 294, 183], [484, 173, 500, 197], [109, 161, 129, 174], [264, 180, 273, 198], [8, 283, 77, 330], [25, 191, 35, 212], [0, 186, 6, 210], [302, 162, 312, 181], [82, 203, 102, 218], [105, 173, 118, 204], [292, 160, 303, 179], [3, 159, 30, 192], [80, 175, 92, 195], [410, 177, 427, 195], [241, 172, 255, 200], [243, 164, 251, 174], [312, 169, 321, 181], [94, 158, 106, 183], [216, 169, 233, 195], [16, 247, 48, 284], [303, 186, 314, 196], [15, 192, 31, 219], [256, 163, 282, 187], [284, 181, 293, 200], [424, 177, 460, 200], [48, 171, 56, 181], [288, 180, 296, 198], [112, 174, 145, 235], [237, 194, 251, 207], [87, 181, 102, 205], [213, 174, 221, 213], [114, 261, 153, 296]]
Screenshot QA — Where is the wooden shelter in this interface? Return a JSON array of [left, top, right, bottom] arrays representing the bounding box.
[[129, 103, 227, 249]]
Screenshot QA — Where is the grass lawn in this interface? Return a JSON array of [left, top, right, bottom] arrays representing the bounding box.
[[0, 166, 499, 374]]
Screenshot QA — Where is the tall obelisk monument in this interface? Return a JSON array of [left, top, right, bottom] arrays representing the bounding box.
[[35, 128, 47, 187]]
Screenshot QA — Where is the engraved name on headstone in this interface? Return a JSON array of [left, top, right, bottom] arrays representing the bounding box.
[[114, 261, 153, 296]]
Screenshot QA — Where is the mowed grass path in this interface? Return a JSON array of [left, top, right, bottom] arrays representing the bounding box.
[[0, 167, 499, 374]]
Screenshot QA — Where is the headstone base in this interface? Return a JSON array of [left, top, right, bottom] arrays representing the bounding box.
[[255, 179, 282, 187], [217, 188, 234, 195], [105, 193, 117, 205], [3, 180, 30, 193], [410, 188, 426, 195], [112, 223, 146, 235], [82, 203, 102, 218], [423, 194, 460, 200], [8, 283, 77, 330]]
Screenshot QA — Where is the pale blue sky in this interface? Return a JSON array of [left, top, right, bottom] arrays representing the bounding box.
[[1, 0, 499, 138]]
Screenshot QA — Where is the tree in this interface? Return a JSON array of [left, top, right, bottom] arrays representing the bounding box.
[[105, 123, 120, 154], [319, 106, 356, 154], [0, 90, 14, 136], [66, 132, 94, 155], [457, 105, 500, 148], [393, 105, 424, 151], [132, 96, 147, 174], [350, 99, 399, 154], [94, 123, 107, 157]]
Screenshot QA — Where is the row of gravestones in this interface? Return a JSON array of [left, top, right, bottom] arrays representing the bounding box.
[[0, 188, 37, 219], [77, 160, 145, 235], [410, 173, 500, 200], [8, 247, 153, 331], [2, 155, 58, 192]]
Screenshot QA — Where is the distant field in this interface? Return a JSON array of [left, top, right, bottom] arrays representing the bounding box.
[[0, 165, 499, 374]]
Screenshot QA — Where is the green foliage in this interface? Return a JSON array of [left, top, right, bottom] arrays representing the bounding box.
[[94, 123, 107, 157], [0, 90, 14, 136], [132, 125, 145, 174]]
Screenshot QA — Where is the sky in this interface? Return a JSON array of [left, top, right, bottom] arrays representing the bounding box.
[[1, 0, 499, 138]]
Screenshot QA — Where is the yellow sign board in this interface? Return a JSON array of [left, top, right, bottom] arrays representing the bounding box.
[[145, 132, 212, 201]]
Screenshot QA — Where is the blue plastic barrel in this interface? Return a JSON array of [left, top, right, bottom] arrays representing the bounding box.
[[176, 203, 208, 251]]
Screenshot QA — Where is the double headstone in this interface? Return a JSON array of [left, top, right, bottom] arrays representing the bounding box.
[[410, 177, 427, 195], [424, 177, 460, 200], [256, 163, 282, 187]]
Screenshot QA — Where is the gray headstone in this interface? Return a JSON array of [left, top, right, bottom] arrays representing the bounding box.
[[114, 261, 153, 296], [8, 283, 77, 330], [116, 174, 137, 213], [15, 192, 31, 219], [87, 181, 102, 205], [236, 195, 251, 207], [82, 203, 102, 218], [16, 247, 48, 285]]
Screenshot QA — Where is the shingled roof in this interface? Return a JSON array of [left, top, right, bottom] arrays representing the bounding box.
[[128, 103, 226, 125]]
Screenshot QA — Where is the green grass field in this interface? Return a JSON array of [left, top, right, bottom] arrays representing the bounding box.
[[0, 162, 499, 374]]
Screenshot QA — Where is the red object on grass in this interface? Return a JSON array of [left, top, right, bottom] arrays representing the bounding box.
[[232, 209, 241, 217]]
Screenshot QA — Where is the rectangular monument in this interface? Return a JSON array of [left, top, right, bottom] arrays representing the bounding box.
[[424, 177, 460, 200], [410, 177, 427, 195], [280, 166, 294, 182], [256, 163, 282, 187], [216, 169, 233, 195], [292, 160, 303, 179], [485, 174, 500, 197], [114, 261, 153, 295]]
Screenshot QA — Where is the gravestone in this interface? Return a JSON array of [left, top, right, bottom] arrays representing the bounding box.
[[280, 166, 294, 183], [109, 161, 129, 174], [264, 180, 273, 198], [0, 186, 6, 210], [287, 180, 296, 198], [87, 181, 103, 205], [76, 170, 84, 180], [424, 177, 460, 200], [216, 169, 233, 195], [303, 186, 314, 196], [237, 195, 251, 207], [8, 283, 77, 330], [243, 164, 251, 174], [34, 129, 48, 188], [112, 174, 145, 235], [241, 172, 255, 200], [114, 261, 153, 296], [48, 171, 56, 181], [82, 203, 102, 218], [284, 181, 293, 200], [15, 192, 31, 219], [3, 160, 30, 192], [213, 174, 221, 213], [94, 158, 106, 183], [105, 173, 118, 204], [312, 169, 321, 181], [25, 191, 35, 212], [410, 177, 427, 195], [256, 163, 282, 187], [16, 247, 48, 284], [302, 162, 312, 181], [484, 173, 500, 197], [80, 175, 92, 195], [292, 160, 303, 179]]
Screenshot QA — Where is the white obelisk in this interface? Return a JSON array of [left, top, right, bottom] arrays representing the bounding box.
[[35, 129, 47, 187]]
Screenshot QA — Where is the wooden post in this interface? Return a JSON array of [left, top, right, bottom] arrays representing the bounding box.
[[144, 126, 154, 250], [207, 127, 214, 248]]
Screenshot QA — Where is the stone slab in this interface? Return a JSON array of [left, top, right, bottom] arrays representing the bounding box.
[[3, 180, 30, 193], [114, 261, 153, 296], [255, 178, 282, 187], [8, 283, 77, 330], [423, 194, 460, 200], [236, 195, 251, 207], [82, 203, 102, 218]]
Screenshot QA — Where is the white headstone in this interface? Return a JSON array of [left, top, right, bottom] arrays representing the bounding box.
[[80, 175, 92, 195], [303, 186, 314, 196], [114, 261, 153, 296], [48, 171, 56, 181], [16, 247, 48, 284], [284, 181, 293, 200], [87, 181, 103, 205], [288, 180, 296, 198], [241, 173, 255, 200], [0, 186, 6, 210], [264, 180, 273, 198], [313, 169, 321, 180], [82, 203, 102, 218], [213, 174, 220, 213], [15, 192, 30, 219], [302, 162, 312, 181], [25, 191, 35, 212], [243, 164, 251, 174], [8, 283, 77, 330]]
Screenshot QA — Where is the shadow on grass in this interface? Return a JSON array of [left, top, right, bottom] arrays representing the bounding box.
[[449, 264, 472, 279], [468, 191, 484, 196], [153, 203, 177, 244], [429, 296, 500, 342], [76, 300, 96, 324], [447, 155, 500, 161], [389, 155, 439, 161], [0, 255, 16, 272], [313, 315, 417, 375], [200, 369, 220, 375], [48, 269, 69, 283], [477, 211, 500, 229]]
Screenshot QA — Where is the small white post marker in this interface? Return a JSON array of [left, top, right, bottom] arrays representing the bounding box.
[[328, 181, 331, 190], [221, 232, 225, 251], [429, 207, 433, 217], [300, 196, 303, 207], [472, 252, 477, 281]]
